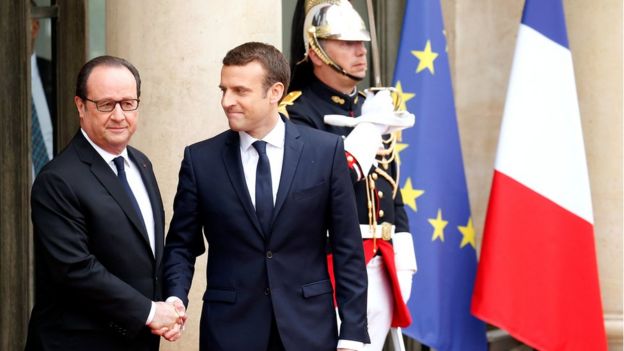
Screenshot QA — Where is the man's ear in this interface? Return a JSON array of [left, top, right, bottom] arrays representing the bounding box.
[[74, 96, 85, 119], [307, 49, 323, 67], [269, 82, 285, 104], [31, 19, 40, 40]]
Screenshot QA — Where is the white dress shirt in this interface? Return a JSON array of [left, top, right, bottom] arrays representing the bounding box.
[[239, 117, 285, 207]]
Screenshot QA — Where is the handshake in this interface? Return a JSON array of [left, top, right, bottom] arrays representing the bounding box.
[[147, 298, 188, 342]]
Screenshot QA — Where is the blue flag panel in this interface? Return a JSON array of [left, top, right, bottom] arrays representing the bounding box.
[[392, 0, 487, 349]]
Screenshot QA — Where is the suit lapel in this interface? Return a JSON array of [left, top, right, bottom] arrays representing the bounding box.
[[273, 119, 303, 223], [73, 133, 153, 255], [129, 147, 164, 263], [222, 131, 265, 237]]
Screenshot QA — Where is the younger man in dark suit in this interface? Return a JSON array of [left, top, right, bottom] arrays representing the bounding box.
[[163, 42, 369, 351]]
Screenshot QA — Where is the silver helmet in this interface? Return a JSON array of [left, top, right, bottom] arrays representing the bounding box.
[[302, 0, 370, 81]]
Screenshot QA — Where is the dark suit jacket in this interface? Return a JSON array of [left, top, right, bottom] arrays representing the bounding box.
[[164, 117, 369, 351], [25, 132, 165, 351]]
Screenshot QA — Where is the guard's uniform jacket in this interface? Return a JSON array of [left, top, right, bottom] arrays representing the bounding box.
[[282, 76, 411, 327]]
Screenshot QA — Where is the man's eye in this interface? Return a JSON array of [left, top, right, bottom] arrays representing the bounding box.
[[99, 101, 115, 109]]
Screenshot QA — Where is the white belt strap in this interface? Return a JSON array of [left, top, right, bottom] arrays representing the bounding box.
[[360, 223, 395, 240]]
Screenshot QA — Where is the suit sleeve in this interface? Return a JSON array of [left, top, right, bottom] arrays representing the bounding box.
[[163, 146, 206, 306], [326, 137, 370, 343], [31, 171, 152, 337]]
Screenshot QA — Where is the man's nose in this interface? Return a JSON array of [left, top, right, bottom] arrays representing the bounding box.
[[356, 42, 367, 55], [111, 103, 126, 120], [221, 91, 233, 108]]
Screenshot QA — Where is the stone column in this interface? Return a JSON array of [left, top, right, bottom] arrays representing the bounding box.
[[106, 1, 281, 349]]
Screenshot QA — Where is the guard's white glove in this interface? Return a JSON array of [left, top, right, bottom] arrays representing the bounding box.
[[325, 90, 415, 176], [324, 90, 415, 135], [393, 231, 417, 302], [361, 89, 395, 119], [342, 123, 382, 176]]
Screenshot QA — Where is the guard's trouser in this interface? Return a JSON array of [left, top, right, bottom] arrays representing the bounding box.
[[363, 256, 393, 350]]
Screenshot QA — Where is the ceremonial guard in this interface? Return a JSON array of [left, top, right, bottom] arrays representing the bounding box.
[[281, 1, 417, 350]]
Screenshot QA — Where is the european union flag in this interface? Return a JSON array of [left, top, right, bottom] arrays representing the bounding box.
[[392, 0, 487, 349]]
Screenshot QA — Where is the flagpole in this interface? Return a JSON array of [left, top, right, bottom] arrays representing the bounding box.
[[364, 3, 408, 351], [365, 0, 382, 87]]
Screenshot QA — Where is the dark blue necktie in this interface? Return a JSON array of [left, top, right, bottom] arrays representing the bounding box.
[[253, 141, 273, 235], [113, 156, 145, 226], [31, 98, 49, 175]]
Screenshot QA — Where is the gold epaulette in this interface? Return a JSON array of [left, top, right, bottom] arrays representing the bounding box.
[[278, 91, 302, 117], [354, 90, 367, 105]]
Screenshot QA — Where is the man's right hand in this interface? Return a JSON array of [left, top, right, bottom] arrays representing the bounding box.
[[148, 301, 183, 336], [162, 298, 187, 341]]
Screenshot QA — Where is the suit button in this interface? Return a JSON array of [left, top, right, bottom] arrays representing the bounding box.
[[265, 288, 271, 295], [266, 251, 273, 259]]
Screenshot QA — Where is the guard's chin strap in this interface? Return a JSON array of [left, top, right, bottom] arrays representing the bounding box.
[[328, 60, 365, 82], [308, 29, 365, 82]]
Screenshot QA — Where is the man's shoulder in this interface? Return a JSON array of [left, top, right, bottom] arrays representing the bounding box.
[[42, 137, 82, 170], [283, 84, 328, 108], [186, 129, 234, 153], [32, 141, 86, 193], [36, 56, 53, 73], [281, 90, 303, 106], [127, 144, 149, 161], [279, 90, 303, 117], [289, 119, 341, 145]]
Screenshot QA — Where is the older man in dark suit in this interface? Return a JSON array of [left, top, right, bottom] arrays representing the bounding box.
[[25, 56, 183, 351], [163, 42, 369, 351]]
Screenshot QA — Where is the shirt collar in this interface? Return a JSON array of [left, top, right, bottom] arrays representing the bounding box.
[[239, 115, 285, 152], [80, 128, 130, 166]]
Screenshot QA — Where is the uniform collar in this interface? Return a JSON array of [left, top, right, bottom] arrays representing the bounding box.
[[310, 75, 361, 112]]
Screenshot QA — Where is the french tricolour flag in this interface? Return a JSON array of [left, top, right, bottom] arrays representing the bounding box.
[[471, 0, 607, 350]]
